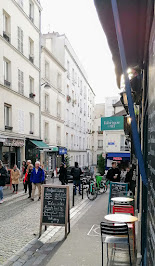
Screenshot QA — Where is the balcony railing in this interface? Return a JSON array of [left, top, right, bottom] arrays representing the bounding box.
[[4, 80, 11, 87], [3, 31, 10, 43], [120, 145, 130, 151], [98, 146, 103, 149], [29, 55, 34, 63]]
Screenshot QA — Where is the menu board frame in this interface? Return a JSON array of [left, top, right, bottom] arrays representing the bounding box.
[[39, 185, 70, 238], [108, 182, 128, 213]]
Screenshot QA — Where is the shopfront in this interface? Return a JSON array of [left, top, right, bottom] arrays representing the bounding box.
[[106, 152, 130, 169], [25, 139, 49, 165], [0, 137, 24, 169]]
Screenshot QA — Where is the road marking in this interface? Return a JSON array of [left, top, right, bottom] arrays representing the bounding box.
[[87, 224, 100, 237]]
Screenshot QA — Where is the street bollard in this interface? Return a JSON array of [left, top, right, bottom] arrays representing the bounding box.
[[72, 185, 75, 207]]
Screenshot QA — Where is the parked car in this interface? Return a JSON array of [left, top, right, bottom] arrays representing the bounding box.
[[67, 166, 84, 182]]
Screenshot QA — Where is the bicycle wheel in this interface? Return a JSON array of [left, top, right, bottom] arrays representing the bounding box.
[[87, 186, 97, 200], [99, 181, 106, 194]]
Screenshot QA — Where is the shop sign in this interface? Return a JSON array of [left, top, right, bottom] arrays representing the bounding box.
[[101, 116, 124, 131], [3, 138, 24, 147], [108, 142, 115, 145], [113, 157, 122, 161], [59, 148, 67, 155]]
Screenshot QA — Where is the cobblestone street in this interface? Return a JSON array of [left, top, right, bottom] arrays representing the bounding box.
[[0, 179, 82, 265]]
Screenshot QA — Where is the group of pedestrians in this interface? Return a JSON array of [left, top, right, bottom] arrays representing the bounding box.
[[0, 159, 45, 204], [106, 161, 134, 191], [59, 162, 83, 195]]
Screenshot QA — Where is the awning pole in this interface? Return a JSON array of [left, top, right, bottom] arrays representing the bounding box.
[[111, 0, 148, 186]]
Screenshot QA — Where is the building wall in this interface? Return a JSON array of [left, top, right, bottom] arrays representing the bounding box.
[[41, 40, 65, 148], [105, 96, 119, 117], [0, 0, 41, 167], [93, 104, 105, 165]]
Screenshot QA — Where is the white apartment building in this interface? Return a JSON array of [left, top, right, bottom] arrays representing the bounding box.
[[41, 32, 95, 167], [0, 0, 42, 168], [41, 34, 66, 170], [105, 96, 119, 117], [92, 103, 105, 165]]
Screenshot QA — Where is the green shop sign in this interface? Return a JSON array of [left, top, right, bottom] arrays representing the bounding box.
[[101, 116, 124, 131]]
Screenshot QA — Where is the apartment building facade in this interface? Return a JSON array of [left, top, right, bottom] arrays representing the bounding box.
[[41, 35, 66, 170], [92, 103, 105, 165], [41, 32, 95, 167], [0, 0, 42, 168]]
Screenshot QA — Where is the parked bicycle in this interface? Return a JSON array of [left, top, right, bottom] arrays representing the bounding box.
[[86, 175, 109, 201]]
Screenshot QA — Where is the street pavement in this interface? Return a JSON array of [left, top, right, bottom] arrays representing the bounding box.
[[0, 178, 81, 265], [1, 182, 135, 266]]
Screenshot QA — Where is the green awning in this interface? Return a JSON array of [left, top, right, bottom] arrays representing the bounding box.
[[30, 140, 49, 149]]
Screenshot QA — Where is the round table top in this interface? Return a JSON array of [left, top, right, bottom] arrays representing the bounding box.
[[104, 213, 138, 223], [111, 197, 134, 202]]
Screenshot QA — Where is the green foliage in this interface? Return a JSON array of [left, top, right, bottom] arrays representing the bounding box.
[[64, 154, 70, 168], [97, 154, 105, 175]]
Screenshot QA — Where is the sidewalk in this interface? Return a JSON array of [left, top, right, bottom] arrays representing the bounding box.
[[3, 190, 136, 266]]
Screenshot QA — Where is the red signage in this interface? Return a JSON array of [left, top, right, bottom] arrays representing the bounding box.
[[113, 157, 122, 161]]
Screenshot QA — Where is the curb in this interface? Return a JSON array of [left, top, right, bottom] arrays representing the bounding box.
[[3, 197, 94, 266]]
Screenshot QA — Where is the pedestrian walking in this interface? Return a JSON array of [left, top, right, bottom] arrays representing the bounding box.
[[21, 161, 26, 181], [59, 163, 66, 185], [106, 162, 120, 182], [64, 164, 68, 184], [11, 165, 20, 194], [71, 162, 82, 195], [24, 164, 33, 198], [125, 165, 133, 190], [30, 161, 45, 201], [0, 160, 8, 204]]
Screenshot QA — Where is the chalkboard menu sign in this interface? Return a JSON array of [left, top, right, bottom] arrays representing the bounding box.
[[147, 17, 155, 266], [39, 185, 70, 238], [108, 182, 128, 213]]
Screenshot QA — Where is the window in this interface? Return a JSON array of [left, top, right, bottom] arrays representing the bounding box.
[[29, 1, 34, 22], [3, 11, 10, 42], [66, 133, 68, 147], [79, 155, 81, 165], [29, 76, 34, 94], [29, 38, 34, 63], [57, 126, 61, 145], [83, 138, 85, 150], [98, 126, 101, 131], [44, 122, 49, 143], [18, 69, 24, 95], [57, 101, 61, 118], [3, 58, 11, 86], [45, 61, 49, 80], [67, 61, 70, 78], [80, 81, 82, 95], [30, 113, 34, 134], [45, 94, 49, 112], [17, 27, 23, 53], [4, 104, 12, 129], [98, 140, 103, 148], [83, 155, 85, 166], [57, 73, 62, 90], [78, 77, 80, 87], [18, 0, 24, 8]]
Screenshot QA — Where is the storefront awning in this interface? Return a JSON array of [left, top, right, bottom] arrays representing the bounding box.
[[107, 153, 130, 158], [94, 0, 154, 87], [30, 140, 49, 149]]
